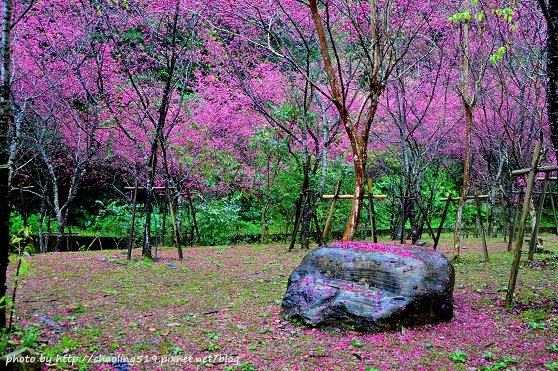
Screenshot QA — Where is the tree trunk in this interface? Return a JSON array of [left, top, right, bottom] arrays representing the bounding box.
[[38, 196, 47, 253], [143, 185, 153, 258], [453, 9, 473, 261], [529, 198, 536, 235], [342, 151, 366, 241], [409, 196, 418, 243], [0, 163, 8, 329], [260, 202, 270, 244], [54, 211, 65, 252], [300, 191, 312, 249], [453, 104, 473, 261], [547, 3, 558, 158], [0, 0, 12, 330]]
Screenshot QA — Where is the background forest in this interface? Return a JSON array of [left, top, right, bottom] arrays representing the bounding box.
[[2, 0, 554, 252], [1, 1, 558, 370]]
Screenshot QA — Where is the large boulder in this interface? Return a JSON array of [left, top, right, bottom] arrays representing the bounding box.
[[281, 242, 454, 332]]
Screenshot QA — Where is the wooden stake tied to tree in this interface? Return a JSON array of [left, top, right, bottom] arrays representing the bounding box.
[[308, 0, 413, 241], [505, 142, 558, 306]]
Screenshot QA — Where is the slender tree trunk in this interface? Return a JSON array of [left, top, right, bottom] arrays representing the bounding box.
[[186, 190, 199, 243], [529, 198, 536, 235], [453, 104, 473, 261], [311, 118, 330, 245], [0, 0, 13, 329], [453, 10, 473, 261], [144, 183, 153, 258], [546, 3, 558, 158], [54, 211, 65, 252], [38, 195, 47, 253], [300, 191, 312, 249], [342, 149, 366, 241], [260, 202, 270, 244]]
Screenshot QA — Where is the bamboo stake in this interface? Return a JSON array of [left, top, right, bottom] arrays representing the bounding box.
[[440, 195, 489, 201], [322, 194, 387, 199], [548, 181, 558, 236], [512, 165, 558, 176], [127, 179, 138, 260], [289, 191, 304, 251], [19, 184, 28, 227], [508, 191, 522, 252], [401, 190, 407, 244], [124, 186, 177, 190], [416, 194, 436, 242], [186, 188, 200, 243], [511, 165, 558, 176], [528, 174, 548, 260], [434, 195, 452, 250], [506, 142, 542, 306], [322, 180, 342, 242], [166, 182, 183, 260], [367, 178, 378, 243], [474, 192, 489, 262]]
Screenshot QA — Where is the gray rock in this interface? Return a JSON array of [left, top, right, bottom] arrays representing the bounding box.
[[281, 244, 454, 332]]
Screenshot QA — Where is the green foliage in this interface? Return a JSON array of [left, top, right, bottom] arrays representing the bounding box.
[[196, 194, 246, 245], [0, 324, 44, 354], [351, 338, 363, 348], [448, 350, 468, 363], [10, 225, 35, 254], [76, 200, 135, 234], [448, 11, 471, 22], [490, 45, 508, 63], [483, 355, 519, 370]]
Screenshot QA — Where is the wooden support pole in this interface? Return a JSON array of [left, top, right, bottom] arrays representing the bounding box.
[[313, 204, 323, 246], [401, 191, 407, 244], [506, 141, 542, 307], [322, 194, 387, 199], [186, 188, 200, 244], [161, 197, 167, 246], [434, 195, 452, 250], [290, 190, 311, 250], [528, 174, 548, 260], [367, 178, 378, 243], [503, 193, 508, 242], [474, 192, 489, 262], [416, 195, 436, 241], [19, 184, 28, 227], [548, 181, 558, 236], [508, 191, 522, 252], [289, 192, 304, 251], [511, 165, 558, 176], [166, 182, 183, 260], [322, 180, 342, 242], [124, 186, 177, 190], [485, 198, 490, 237], [440, 195, 489, 201], [127, 179, 138, 260], [513, 190, 558, 195]]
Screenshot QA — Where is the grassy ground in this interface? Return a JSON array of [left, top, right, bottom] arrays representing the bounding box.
[[2, 234, 557, 370]]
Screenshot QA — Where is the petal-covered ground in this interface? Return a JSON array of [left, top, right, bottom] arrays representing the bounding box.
[[3, 236, 558, 370]]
